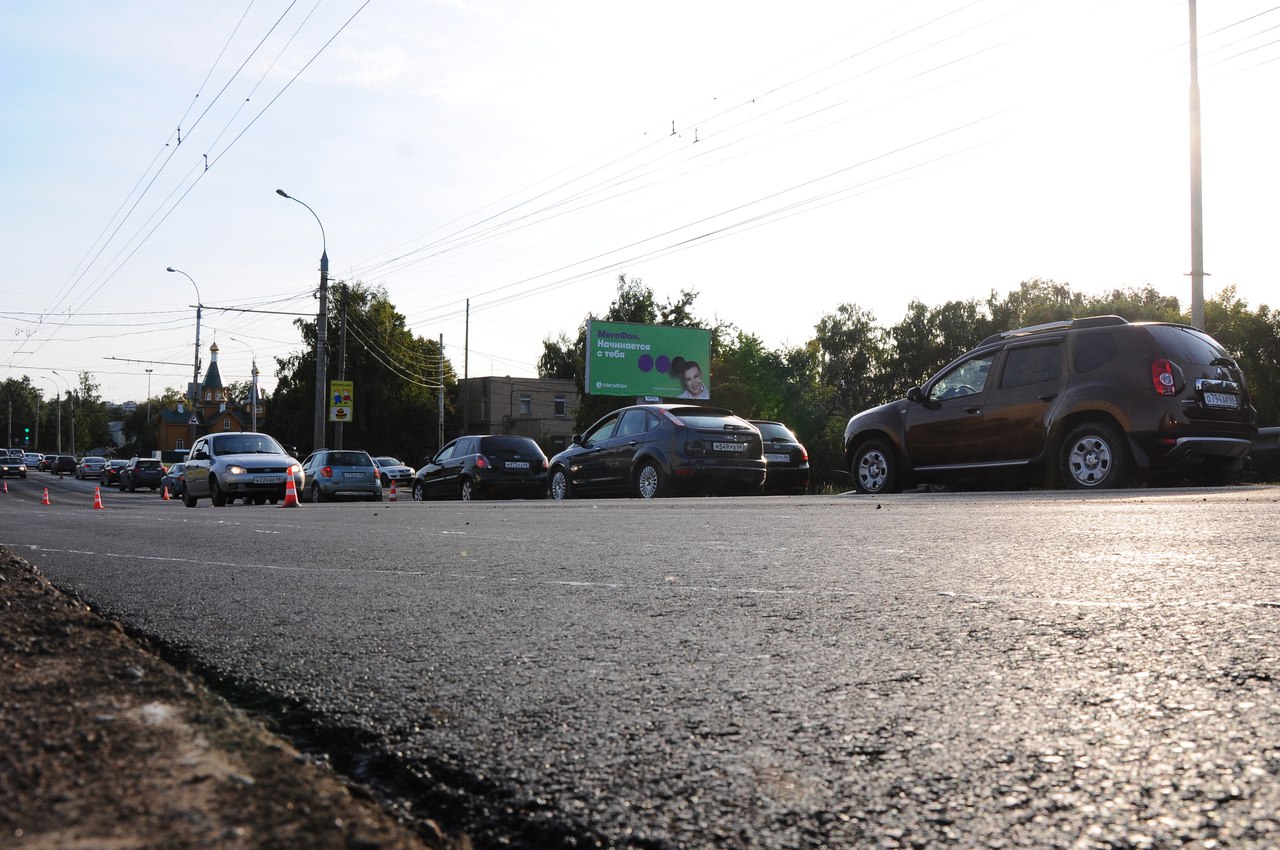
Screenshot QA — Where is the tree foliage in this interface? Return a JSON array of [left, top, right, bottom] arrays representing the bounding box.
[[270, 282, 457, 462]]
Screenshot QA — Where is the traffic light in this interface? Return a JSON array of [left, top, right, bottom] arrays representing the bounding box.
[[23, 426, 30, 446]]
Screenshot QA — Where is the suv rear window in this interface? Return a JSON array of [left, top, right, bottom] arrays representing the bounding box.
[[1145, 325, 1228, 365], [135, 460, 162, 469]]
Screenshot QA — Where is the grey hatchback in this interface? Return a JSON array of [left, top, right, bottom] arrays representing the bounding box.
[[300, 449, 382, 502]]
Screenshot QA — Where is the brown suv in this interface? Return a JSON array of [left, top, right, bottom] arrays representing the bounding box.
[[843, 316, 1258, 492]]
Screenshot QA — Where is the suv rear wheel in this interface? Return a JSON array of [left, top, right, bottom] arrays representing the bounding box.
[[1060, 422, 1129, 489], [851, 439, 899, 494]]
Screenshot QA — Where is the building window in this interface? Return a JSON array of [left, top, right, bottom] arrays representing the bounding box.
[[176, 439, 184, 450], [223, 418, 231, 430], [519, 394, 532, 416], [554, 394, 566, 417], [205, 391, 212, 401]]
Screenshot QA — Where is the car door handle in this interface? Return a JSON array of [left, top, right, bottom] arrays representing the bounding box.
[[1038, 394, 1058, 402], [965, 406, 981, 415]]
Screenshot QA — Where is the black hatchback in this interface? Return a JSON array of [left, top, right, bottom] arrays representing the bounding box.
[[120, 457, 165, 492], [751, 420, 810, 495], [548, 404, 766, 499], [413, 435, 548, 501]]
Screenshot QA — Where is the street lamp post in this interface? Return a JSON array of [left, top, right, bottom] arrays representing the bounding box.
[[166, 267, 203, 405], [42, 378, 60, 454], [51, 371, 74, 457], [230, 338, 260, 432], [276, 189, 329, 454], [145, 368, 154, 451]]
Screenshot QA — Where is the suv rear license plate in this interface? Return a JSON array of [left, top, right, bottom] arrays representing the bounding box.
[[1203, 392, 1239, 409], [713, 442, 747, 452], [505, 461, 530, 470], [343, 472, 364, 479], [252, 475, 285, 485]]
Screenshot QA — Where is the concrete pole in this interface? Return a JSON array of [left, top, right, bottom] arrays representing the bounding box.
[[1189, 0, 1206, 329]]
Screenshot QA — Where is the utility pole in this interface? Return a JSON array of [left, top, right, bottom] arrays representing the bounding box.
[[463, 299, 470, 436], [1188, 0, 1206, 329], [438, 334, 445, 451], [335, 284, 348, 450]]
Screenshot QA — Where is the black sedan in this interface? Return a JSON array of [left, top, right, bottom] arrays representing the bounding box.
[[413, 435, 548, 501], [548, 404, 765, 500], [99, 459, 128, 486], [750, 420, 810, 495]]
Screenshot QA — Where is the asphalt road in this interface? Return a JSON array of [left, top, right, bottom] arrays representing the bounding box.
[[3, 472, 1280, 849]]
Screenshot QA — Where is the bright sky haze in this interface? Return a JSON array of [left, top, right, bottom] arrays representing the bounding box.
[[2, 0, 1277, 404]]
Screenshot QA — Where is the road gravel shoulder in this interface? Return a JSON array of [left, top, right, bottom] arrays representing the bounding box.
[[0, 545, 462, 850]]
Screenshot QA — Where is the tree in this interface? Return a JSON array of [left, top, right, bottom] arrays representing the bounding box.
[[271, 283, 457, 461], [1205, 286, 1280, 426], [0, 377, 41, 449]]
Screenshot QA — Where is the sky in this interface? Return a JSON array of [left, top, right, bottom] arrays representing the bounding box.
[[2, 0, 1278, 406]]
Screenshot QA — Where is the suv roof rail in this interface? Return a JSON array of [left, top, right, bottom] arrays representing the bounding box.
[[981, 314, 1128, 346]]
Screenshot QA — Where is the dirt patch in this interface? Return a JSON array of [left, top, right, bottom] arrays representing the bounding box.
[[0, 547, 464, 850]]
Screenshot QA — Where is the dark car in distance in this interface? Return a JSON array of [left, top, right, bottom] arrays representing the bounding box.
[[843, 316, 1258, 493], [548, 404, 766, 500], [413, 435, 548, 501], [160, 462, 187, 498], [48, 455, 77, 476], [99, 459, 128, 486], [750, 420, 810, 495], [120, 457, 165, 492]]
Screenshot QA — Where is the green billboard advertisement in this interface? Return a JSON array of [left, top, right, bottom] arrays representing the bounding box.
[[584, 320, 712, 399]]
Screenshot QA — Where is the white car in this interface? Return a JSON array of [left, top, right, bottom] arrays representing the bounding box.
[[372, 456, 415, 488]]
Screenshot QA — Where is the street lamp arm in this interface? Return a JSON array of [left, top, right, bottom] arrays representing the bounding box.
[[166, 266, 202, 306], [275, 189, 328, 267]]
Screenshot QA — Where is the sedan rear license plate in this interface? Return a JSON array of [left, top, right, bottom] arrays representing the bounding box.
[[713, 442, 747, 452], [252, 475, 285, 485], [765, 453, 790, 463], [506, 461, 530, 470], [1203, 392, 1239, 409]]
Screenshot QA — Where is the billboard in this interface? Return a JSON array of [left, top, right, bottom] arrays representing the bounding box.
[[585, 320, 712, 399], [329, 380, 353, 422]]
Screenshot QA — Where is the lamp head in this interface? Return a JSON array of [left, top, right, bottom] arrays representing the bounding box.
[[275, 189, 290, 198], [166, 266, 177, 272]]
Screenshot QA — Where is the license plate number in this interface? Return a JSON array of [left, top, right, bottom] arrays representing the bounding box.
[[1203, 392, 1239, 409], [713, 442, 747, 452], [343, 472, 364, 479], [252, 475, 284, 485], [506, 461, 530, 470], [765, 453, 790, 463]]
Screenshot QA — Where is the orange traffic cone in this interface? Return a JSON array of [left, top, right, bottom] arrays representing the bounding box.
[[389, 480, 397, 502], [2, 481, 7, 494], [42, 488, 51, 505], [281, 475, 300, 508], [93, 487, 105, 510], [162, 486, 170, 501]]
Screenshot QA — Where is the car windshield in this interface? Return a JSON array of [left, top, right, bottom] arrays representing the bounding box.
[[212, 435, 285, 455], [135, 460, 161, 469], [478, 437, 541, 456], [374, 456, 400, 467], [670, 411, 753, 431]]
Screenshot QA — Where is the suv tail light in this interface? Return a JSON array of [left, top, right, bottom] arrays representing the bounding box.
[[1151, 359, 1178, 396], [320, 466, 333, 478], [474, 455, 490, 469]]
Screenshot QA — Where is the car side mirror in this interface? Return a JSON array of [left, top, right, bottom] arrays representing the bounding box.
[[571, 434, 584, 446], [906, 387, 925, 403]]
